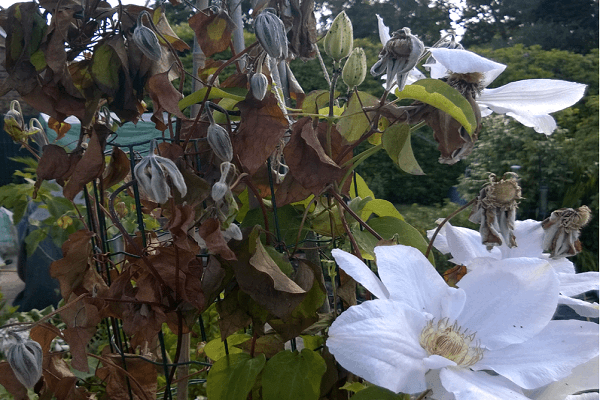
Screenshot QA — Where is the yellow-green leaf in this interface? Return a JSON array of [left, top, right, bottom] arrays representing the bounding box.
[[382, 124, 424, 175], [395, 78, 477, 135], [336, 91, 379, 142], [179, 87, 246, 110]]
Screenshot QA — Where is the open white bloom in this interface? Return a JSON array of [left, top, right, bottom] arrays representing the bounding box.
[[428, 220, 599, 318], [376, 17, 587, 135], [327, 245, 598, 399]]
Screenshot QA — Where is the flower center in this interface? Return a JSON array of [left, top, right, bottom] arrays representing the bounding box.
[[419, 318, 484, 367]]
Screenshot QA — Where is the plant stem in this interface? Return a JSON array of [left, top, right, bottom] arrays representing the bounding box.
[[425, 198, 477, 259]]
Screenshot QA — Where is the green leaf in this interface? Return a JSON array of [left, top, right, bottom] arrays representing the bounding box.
[[361, 198, 404, 221], [240, 204, 308, 247], [350, 386, 409, 400], [395, 79, 476, 135], [91, 42, 121, 95], [299, 334, 325, 351], [302, 90, 339, 115], [265, 246, 294, 277], [352, 216, 434, 264], [349, 173, 375, 200], [262, 349, 327, 400], [24, 228, 48, 257], [206, 353, 266, 400], [340, 381, 367, 393], [337, 91, 380, 142], [204, 333, 251, 361], [382, 124, 424, 175], [179, 87, 246, 110]]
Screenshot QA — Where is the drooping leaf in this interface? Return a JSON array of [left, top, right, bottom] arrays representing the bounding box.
[[147, 70, 186, 121], [0, 362, 28, 400], [204, 333, 251, 361], [395, 79, 476, 135], [47, 118, 71, 140], [188, 8, 236, 57], [49, 230, 94, 300], [206, 353, 266, 400], [91, 41, 121, 96], [152, 7, 190, 51], [240, 204, 309, 247], [262, 349, 327, 400], [302, 90, 339, 115], [235, 333, 286, 358], [96, 353, 157, 400], [179, 87, 246, 110], [337, 91, 380, 143], [382, 123, 424, 175], [101, 146, 130, 189], [198, 218, 237, 260]]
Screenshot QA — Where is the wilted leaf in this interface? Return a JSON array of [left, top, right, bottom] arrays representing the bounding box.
[[101, 146, 130, 188], [262, 349, 327, 400], [235, 333, 285, 358], [0, 362, 28, 400], [232, 93, 289, 176], [96, 354, 157, 400], [152, 7, 190, 51], [216, 287, 252, 339], [34, 144, 70, 195], [179, 86, 245, 111], [30, 323, 61, 354], [148, 70, 186, 121], [396, 79, 477, 135], [206, 353, 266, 400], [198, 218, 237, 261], [48, 117, 71, 140], [60, 299, 102, 372], [49, 230, 94, 300], [240, 204, 308, 247], [91, 41, 121, 96], [337, 91, 380, 143], [382, 123, 424, 175], [443, 264, 467, 287], [188, 8, 236, 57]]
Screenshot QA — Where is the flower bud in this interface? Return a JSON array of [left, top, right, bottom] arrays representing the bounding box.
[[207, 122, 233, 162], [211, 181, 229, 202], [133, 12, 162, 61], [250, 72, 269, 101], [254, 10, 288, 60], [6, 337, 43, 388], [342, 47, 367, 88], [323, 11, 353, 61]]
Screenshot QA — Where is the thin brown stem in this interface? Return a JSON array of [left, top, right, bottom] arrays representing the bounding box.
[[425, 198, 477, 259], [416, 389, 432, 400], [329, 190, 383, 241]]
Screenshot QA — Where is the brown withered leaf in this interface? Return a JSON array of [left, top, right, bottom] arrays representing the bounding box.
[[201, 256, 227, 303], [147, 70, 186, 124], [49, 230, 94, 300], [230, 230, 307, 320], [40, 353, 92, 400], [0, 362, 28, 400], [157, 141, 184, 161], [63, 125, 110, 200], [96, 354, 156, 400], [101, 146, 130, 189], [283, 117, 347, 195], [286, 0, 318, 60], [30, 323, 62, 354], [188, 8, 236, 57], [35, 144, 71, 195], [48, 117, 72, 140], [198, 58, 224, 81], [274, 167, 313, 207], [198, 218, 237, 261], [443, 264, 467, 288], [216, 286, 252, 340], [235, 333, 285, 358], [232, 93, 289, 176], [165, 204, 196, 251], [60, 298, 102, 372], [153, 7, 190, 52]]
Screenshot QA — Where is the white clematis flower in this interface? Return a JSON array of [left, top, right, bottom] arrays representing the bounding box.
[[375, 17, 587, 135], [327, 245, 598, 399], [428, 220, 599, 318]]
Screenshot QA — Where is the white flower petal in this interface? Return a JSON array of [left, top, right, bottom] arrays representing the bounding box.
[[423, 354, 456, 369], [374, 245, 449, 317], [550, 257, 576, 274], [566, 393, 600, 400], [376, 14, 390, 45], [445, 223, 501, 264], [558, 271, 599, 297], [456, 258, 558, 350], [503, 219, 545, 258], [331, 249, 390, 300], [524, 356, 599, 400], [327, 299, 430, 394], [478, 79, 587, 115], [439, 367, 528, 400], [428, 48, 506, 86], [558, 295, 599, 318], [474, 320, 599, 389], [506, 111, 557, 135]]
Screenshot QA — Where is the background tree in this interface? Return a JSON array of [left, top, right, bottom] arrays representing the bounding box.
[[459, 0, 599, 53]]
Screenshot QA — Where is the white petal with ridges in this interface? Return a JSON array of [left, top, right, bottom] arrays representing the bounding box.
[[428, 48, 506, 86], [376, 14, 390, 45], [558, 295, 599, 318], [558, 271, 599, 297], [439, 367, 528, 400], [327, 299, 430, 394], [331, 249, 390, 300], [506, 111, 557, 135], [445, 223, 500, 264], [374, 245, 449, 317], [456, 258, 558, 350], [524, 356, 599, 400], [474, 320, 599, 389]]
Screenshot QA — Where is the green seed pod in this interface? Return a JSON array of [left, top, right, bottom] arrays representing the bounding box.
[[6, 337, 43, 388], [342, 47, 367, 88], [207, 122, 233, 162], [250, 72, 269, 101], [323, 11, 353, 61], [132, 12, 162, 61]]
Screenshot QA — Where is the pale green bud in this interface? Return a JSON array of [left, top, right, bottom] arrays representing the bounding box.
[[323, 11, 353, 61], [342, 47, 367, 88]]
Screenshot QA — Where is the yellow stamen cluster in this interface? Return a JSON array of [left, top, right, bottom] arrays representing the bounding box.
[[419, 318, 484, 367]]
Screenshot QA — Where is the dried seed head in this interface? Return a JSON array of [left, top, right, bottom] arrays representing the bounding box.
[[542, 205, 592, 258], [6, 336, 43, 388], [254, 10, 288, 60], [342, 47, 367, 89], [323, 11, 353, 61], [207, 122, 233, 162], [371, 27, 424, 91], [250, 72, 269, 101], [133, 12, 162, 61]]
